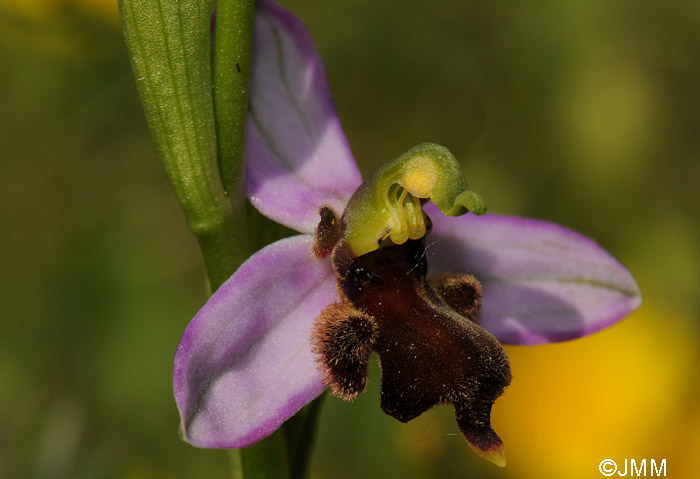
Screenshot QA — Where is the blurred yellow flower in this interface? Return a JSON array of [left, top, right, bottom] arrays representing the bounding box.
[[493, 304, 699, 478], [0, 0, 118, 56], [1, 0, 117, 23]]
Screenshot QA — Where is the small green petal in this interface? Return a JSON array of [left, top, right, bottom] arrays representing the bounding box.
[[341, 143, 487, 257]]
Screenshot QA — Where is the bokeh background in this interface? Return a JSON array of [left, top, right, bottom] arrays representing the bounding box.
[[2, 0, 699, 477]]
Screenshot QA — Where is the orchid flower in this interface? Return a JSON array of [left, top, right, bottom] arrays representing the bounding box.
[[173, 0, 641, 467]]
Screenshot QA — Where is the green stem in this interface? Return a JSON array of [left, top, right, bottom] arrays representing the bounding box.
[[213, 0, 255, 198], [194, 211, 242, 290], [284, 396, 325, 479], [212, 2, 292, 477], [229, 429, 291, 479], [211, 0, 255, 272]]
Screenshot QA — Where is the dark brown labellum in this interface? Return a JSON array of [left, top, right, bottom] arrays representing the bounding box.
[[312, 234, 512, 465]]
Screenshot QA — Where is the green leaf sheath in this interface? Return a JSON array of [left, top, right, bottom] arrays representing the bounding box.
[[119, 0, 248, 290]]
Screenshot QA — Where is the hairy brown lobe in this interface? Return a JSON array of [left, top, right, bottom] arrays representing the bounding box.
[[428, 272, 483, 323], [312, 206, 342, 259], [311, 302, 377, 400], [313, 234, 512, 460]]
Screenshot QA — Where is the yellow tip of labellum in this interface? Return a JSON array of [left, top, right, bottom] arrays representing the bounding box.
[[469, 441, 507, 468]]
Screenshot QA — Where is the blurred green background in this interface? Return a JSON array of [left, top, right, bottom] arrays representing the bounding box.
[[1, 0, 699, 477]]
